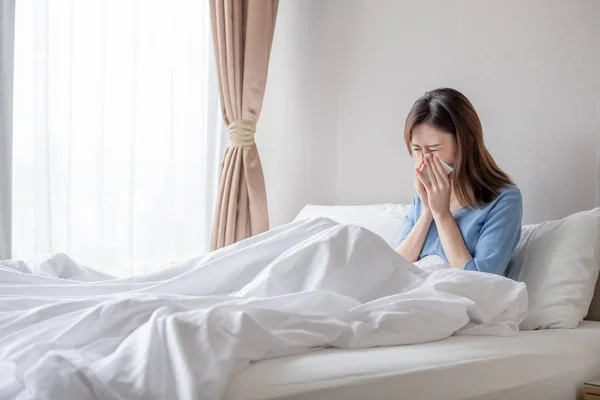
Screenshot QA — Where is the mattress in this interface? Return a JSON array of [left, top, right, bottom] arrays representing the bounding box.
[[225, 321, 600, 400]]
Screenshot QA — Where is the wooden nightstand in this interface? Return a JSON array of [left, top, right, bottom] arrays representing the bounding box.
[[584, 380, 600, 400]]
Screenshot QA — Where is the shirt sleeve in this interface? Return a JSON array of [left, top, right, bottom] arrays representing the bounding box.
[[393, 195, 419, 248], [463, 188, 523, 276]]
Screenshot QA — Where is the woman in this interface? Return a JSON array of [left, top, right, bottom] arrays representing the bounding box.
[[394, 88, 522, 276]]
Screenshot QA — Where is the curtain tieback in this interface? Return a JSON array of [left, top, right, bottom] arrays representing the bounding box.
[[228, 119, 256, 147]]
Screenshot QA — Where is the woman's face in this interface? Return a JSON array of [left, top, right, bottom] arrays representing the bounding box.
[[410, 123, 457, 167]]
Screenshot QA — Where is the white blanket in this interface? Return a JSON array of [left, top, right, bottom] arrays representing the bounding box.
[[0, 218, 527, 400]]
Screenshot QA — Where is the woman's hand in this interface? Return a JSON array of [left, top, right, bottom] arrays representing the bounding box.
[[417, 155, 452, 219], [414, 157, 429, 210]]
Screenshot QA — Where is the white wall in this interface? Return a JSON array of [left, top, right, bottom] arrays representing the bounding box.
[[260, 0, 600, 226], [257, 0, 339, 227]]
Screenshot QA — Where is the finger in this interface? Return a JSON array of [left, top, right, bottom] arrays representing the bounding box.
[[415, 157, 424, 172], [429, 155, 444, 186], [416, 179, 425, 192], [416, 169, 431, 191], [425, 156, 438, 187], [432, 155, 449, 184]]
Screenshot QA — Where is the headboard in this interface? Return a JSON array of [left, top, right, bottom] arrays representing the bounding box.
[[586, 276, 600, 322]]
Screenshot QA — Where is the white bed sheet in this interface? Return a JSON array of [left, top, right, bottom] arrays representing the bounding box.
[[226, 321, 600, 400]]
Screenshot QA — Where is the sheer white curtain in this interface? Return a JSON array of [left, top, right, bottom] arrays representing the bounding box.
[[12, 0, 225, 277], [0, 0, 15, 260]]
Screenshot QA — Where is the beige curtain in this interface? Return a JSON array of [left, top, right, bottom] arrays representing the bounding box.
[[209, 0, 278, 250]]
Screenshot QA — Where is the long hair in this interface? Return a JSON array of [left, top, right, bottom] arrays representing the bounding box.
[[404, 88, 513, 207]]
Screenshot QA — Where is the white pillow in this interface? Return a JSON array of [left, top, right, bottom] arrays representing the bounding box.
[[507, 208, 600, 330], [294, 204, 410, 247]]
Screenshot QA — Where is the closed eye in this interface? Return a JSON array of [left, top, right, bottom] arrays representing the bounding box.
[[411, 145, 440, 152]]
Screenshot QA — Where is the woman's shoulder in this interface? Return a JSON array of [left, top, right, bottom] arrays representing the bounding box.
[[473, 185, 521, 211], [482, 185, 522, 220], [496, 185, 522, 204]]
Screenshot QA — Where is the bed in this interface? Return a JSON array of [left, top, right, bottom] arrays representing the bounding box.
[[2, 210, 600, 399], [224, 206, 600, 400], [226, 286, 600, 400]]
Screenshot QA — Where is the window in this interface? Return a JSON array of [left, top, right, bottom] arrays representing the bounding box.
[[12, 0, 225, 276]]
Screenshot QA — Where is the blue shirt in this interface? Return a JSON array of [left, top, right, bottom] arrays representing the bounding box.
[[394, 186, 523, 276]]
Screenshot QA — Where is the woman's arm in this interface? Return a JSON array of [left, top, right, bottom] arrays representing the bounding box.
[[418, 155, 522, 274], [394, 157, 433, 262], [430, 186, 523, 273], [433, 212, 472, 269], [462, 190, 523, 275], [395, 209, 433, 262], [416, 155, 472, 268]]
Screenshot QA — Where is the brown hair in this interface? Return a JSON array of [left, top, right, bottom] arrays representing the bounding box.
[[404, 88, 513, 207]]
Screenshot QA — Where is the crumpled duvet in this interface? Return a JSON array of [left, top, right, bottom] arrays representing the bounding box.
[[0, 218, 527, 400]]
